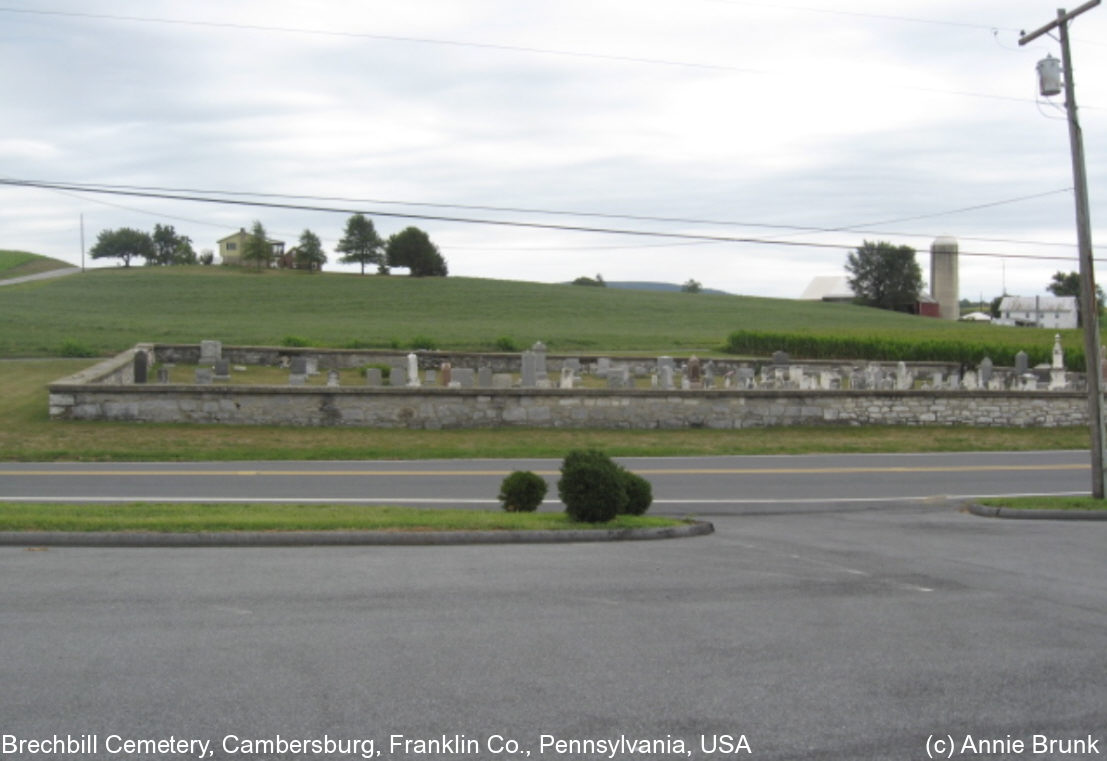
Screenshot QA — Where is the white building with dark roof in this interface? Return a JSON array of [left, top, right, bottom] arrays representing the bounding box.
[[994, 295, 1078, 329]]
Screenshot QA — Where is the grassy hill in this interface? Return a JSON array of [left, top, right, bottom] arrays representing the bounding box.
[[0, 263, 1077, 362], [0, 250, 74, 281]]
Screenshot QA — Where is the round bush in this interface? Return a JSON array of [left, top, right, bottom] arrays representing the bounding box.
[[558, 449, 627, 523], [619, 469, 653, 516], [498, 470, 547, 512]]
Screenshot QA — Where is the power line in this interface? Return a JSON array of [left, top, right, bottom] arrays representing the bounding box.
[[13, 178, 1081, 251], [1, 177, 1094, 263]]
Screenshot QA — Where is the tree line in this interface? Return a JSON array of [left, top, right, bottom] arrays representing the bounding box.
[[845, 240, 1097, 323], [89, 213, 447, 277]]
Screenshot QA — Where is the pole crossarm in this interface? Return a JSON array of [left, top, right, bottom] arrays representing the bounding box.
[[1019, 0, 1101, 45]]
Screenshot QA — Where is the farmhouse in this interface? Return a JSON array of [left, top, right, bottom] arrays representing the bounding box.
[[994, 296, 1078, 329], [217, 228, 286, 266]]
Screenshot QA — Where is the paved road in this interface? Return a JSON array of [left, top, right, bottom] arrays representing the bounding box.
[[0, 450, 1093, 512], [2, 505, 1104, 760], [0, 266, 81, 286]]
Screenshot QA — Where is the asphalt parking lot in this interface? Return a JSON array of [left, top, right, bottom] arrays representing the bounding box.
[[2, 503, 1104, 760]]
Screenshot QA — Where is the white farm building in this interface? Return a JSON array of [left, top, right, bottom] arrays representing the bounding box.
[[994, 295, 1078, 329]]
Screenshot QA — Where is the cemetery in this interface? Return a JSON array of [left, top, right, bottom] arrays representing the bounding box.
[[48, 338, 1091, 429]]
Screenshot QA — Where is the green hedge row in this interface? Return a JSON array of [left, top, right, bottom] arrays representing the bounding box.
[[722, 330, 1083, 371]]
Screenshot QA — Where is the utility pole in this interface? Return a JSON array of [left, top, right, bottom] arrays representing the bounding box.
[[1020, 0, 1104, 497]]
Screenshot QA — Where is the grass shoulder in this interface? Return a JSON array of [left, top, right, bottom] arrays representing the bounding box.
[[0, 502, 688, 533], [976, 496, 1107, 512]]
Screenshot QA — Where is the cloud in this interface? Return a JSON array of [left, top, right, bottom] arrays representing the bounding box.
[[1, 0, 1104, 300]]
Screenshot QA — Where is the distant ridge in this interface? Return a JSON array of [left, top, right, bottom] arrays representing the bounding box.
[[565, 280, 731, 296]]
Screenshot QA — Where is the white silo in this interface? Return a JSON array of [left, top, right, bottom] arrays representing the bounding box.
[[930, 236, 959, 320]]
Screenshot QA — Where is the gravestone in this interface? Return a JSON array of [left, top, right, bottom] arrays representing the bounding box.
[[895, 361, 911, 391], [657, 356, 675, 374], [440, 362, 452, 387], [407, 353, 420, 387], [133, 351, 148, 384], [391, 366, 408, 388], [200, 340, 222, 363], [563, 358, 581, 377], [289, 357, 308, 386], [686, 356, 703, 389], [1050, 335, 1067, 390], [772, 350, 790, 365], [364, 368, 383, 387], [737, 367, 755, 389], [326, 370, 340, 387], [596, 357, 611, 375], [304, 357, 319, 376], [531, 341, 548, 382], [560, 367, 574, 389], [492, 373, 514, 389], [157, 367, 170, 384], [660, 365, 674, 390], [477, 367, 493, 388], [962, 371, 978, 390], [195, 368, 213, 385], [978, 357, 993, 387], [453, 368, 475, 388], [214, 359, 231, 382], [424, 369, 436, 386], [1015, 351, 1029, 376], [521, 351, 538, 387]]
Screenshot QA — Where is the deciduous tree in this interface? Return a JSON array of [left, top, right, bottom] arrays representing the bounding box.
[[294, 229, 327, 272], [336, 214, 385, 275], [152, 224, 196, 265], [386, 226, 448, 277], [241, 220, 273, 271], [845, 240, 922, 311], [1047, 270, 1104, 325], [89, 227, 154, 268]]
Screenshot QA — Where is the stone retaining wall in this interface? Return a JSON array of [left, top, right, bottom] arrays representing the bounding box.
[[47, 345, 1089, 429], [48, 383, 1088, 429]]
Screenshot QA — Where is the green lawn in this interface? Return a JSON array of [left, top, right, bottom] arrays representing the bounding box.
[[0, 264, 1077, 361], [0, 502, 686, 532], [2, 359, 1090, 462], [977, 496, 1107, 512], [0, 250, 73, 281]]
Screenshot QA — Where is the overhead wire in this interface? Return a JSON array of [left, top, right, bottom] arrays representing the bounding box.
[[6, 178, 1081, 251], [1, 177, 1095, 264]]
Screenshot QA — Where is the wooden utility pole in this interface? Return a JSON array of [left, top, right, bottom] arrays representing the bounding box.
[[1020, 1, 1104, 496]]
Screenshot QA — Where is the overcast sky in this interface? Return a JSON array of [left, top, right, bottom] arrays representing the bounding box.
[[2, 0, 1106, 299]]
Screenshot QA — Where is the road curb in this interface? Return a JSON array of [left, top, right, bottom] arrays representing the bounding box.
[[967, 502, 1107, 521], [0, 520, 714, 547]]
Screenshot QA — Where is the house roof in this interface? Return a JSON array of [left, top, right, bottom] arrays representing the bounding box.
[[998, 295, 1077, 313], [800, 276, 854, 301]]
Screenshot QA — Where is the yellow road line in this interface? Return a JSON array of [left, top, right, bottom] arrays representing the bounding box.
[[0, 464, 1089, 477]]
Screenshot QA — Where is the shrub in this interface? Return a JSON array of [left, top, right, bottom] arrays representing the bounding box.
[[558, 449, 627, 523], [408, 335, 438, 350], [58, 340, 97, 358], [498, 471, 548, 512], [494, 336, 520, 352], [619, 468, 653, 516]]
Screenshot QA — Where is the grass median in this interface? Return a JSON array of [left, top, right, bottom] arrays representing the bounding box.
[[976, 496, 1107, 512], [0, 502, 688, 533]]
